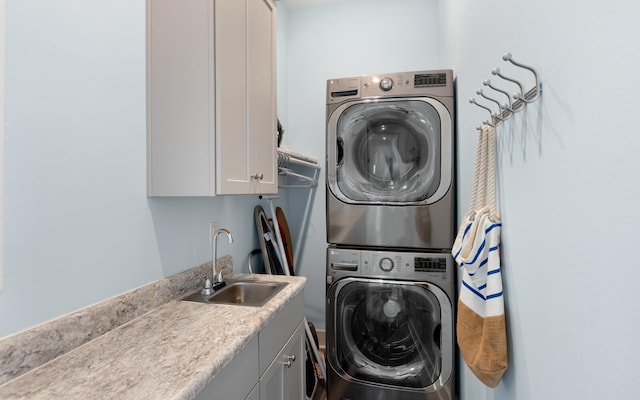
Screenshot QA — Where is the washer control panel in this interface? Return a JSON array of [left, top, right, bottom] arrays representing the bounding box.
[[327, 247, 452, 282]]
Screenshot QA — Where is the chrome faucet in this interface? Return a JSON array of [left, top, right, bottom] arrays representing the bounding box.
[[212, 228, 234, 288]]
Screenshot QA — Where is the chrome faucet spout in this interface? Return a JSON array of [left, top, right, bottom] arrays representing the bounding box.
[[212, 228, 234, 285]]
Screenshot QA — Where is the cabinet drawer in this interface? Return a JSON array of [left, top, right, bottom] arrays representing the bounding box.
[[259, 291, 304, 375], [195, 336, 259, 400]]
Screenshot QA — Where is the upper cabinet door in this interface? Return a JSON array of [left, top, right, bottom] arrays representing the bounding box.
[[146, 0, 215, 196], [216, 0, 277, 195], [147, 0, 277, 197], [247, 0, 278, 194]]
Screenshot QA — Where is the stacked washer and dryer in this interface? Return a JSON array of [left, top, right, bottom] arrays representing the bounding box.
[[325, 70, 457, 400]]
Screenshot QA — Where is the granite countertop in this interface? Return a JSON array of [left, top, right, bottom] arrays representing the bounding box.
[[0, 273, 306, 400]]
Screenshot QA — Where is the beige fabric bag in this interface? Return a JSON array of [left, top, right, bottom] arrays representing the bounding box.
[[451, 125, 508, 387]]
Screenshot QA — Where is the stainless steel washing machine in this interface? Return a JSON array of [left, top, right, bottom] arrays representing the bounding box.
[[326, 70, 455, 250], [326, 247, 456, 400]]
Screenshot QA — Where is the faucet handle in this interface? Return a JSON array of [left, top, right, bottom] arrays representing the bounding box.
[[201, 277, 213, 296], [215, 270, 224, 284]]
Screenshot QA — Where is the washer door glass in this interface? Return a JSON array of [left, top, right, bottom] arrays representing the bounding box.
[[335, 99, 441, 203], [334, 280, 443, 388]]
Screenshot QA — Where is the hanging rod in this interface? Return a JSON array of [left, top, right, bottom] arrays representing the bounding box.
[[470, 52, 542, 129], [277, 148, 321, 170], [288, 157, 320, 170]]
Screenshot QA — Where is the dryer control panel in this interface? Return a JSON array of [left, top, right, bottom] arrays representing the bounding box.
[[327, 247, 453, 284], [327, 69, 454, 105]]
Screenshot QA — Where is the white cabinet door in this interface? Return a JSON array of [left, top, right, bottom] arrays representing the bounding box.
[[146, 0, 216, 196], [260, 322, 305, 400], [194, 337, 259, 400], [147, 0, 277, 197], [246, 0, 278, 194], [216, 0, 277, 195]]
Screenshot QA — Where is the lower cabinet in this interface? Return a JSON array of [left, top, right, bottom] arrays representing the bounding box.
[[194, 337, 259, 400], [195, 292, 305, 400], [260, 322, 305, 400]]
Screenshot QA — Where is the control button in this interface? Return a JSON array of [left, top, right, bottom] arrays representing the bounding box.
[[379, 77, 393, 91], [379, 257, 394, 272]]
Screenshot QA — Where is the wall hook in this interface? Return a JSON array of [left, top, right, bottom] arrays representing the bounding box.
[[502, 52, 541, 102], [476, 89, 511, 121], [491, 67, 525, 101], [469, 98, 499, 127], [483, 79, 524, 113]]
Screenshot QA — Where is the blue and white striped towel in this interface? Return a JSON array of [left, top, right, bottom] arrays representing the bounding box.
[[454, 210, 503, 319], [451, 125, 507, 387]]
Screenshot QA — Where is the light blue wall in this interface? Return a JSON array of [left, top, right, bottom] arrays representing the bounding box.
[[280, 0, 442, 329], [0, 0, 278, 338], [441, 0, 640, 399]]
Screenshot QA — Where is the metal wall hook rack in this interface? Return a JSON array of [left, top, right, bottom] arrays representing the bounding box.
[[470, 53, 542, 129]]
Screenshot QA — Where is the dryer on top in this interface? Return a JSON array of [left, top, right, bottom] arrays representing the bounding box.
[[326, 70, 456, 250]]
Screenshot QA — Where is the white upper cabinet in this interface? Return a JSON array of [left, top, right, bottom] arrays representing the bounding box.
[[146, 0, 277, 196]]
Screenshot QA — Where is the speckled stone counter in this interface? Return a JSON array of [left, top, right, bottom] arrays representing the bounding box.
[[0, 257, 236, 385], [0, 270, 306, 400]]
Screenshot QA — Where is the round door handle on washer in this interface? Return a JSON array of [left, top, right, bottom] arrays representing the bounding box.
[[284, 354, 296, 368], [252, 173, 264, 180]]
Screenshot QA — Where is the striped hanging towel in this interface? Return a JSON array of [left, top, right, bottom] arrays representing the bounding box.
[[452, 125, 508, 388]]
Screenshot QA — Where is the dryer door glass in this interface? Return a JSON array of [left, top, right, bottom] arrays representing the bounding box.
[[335, 99, 441, 203], [334, 280, 443, 388]]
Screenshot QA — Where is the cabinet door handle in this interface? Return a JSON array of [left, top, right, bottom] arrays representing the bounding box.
[[252, 173, 264, 180], [284, 354, 296, 368]]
